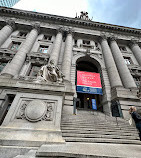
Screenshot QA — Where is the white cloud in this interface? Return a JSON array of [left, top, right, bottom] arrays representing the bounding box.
[[13, 0, 89, 18]]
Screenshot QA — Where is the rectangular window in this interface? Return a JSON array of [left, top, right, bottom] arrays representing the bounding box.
[[119, 46, 127, 52], [124, 57, 132, 65], [74, 40, 77, 45], [43, 35, 52, 41], [0, 62, 7, 73], [83, 40, 90, 45], [133, 76, 140, 81], [133, 76, 141, 88], [11, 42, 21, 52], [19, 32, 27, 37], [39, 45, 48, 53], [29, 65, 41, 77]]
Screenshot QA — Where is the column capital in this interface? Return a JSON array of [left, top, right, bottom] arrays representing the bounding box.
[[100, 33, 108, 42], [32, 22, 40, 33], [57, 27, 64, 34], [6, 18, 15, 30], [129, 38, 139, 47], [109, 35, 118, 42], [66, 28, 74, 35]]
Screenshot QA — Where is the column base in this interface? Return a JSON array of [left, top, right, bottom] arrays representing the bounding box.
[[111, 86, 139, 100]]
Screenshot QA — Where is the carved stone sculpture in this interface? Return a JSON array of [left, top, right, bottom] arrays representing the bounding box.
[[36, 60, 65, 83], [75, 11, 92, 21], [19, 100, 53, 122]]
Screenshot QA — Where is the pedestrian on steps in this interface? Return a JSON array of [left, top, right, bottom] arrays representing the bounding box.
[[129, 106, 141, 141]]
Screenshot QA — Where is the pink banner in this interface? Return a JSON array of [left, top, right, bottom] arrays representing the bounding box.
[[77, 71, 102, 88]]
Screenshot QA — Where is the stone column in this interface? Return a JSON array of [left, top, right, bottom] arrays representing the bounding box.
[[0, 19, 15, 47], [61, 29, 73, 81], [1, 23, 40, 77], [110, 36, 137, 88], [100, 34, 122, 88], [129, 39, 141, 66], [49, 28, 63, 66]]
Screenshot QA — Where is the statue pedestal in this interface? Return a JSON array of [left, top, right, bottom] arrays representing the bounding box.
[[0, 77, 74, 146]]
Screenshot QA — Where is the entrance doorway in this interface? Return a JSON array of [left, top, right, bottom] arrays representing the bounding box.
[[76, 59, 103, 112], [76, 93, 101, 110]]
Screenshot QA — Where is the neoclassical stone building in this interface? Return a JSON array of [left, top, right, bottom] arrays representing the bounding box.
[[0, 7, 141, 158]]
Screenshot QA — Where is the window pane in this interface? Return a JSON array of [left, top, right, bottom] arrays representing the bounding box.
[[83, 40, 90, 45], [39, 45, 48, 53], [119, 46, 127, 51], [0, 63, 7, 72], [44, 35, 52, 40], [11, 42, 21, 51], [29, 66, 40, 77], [124, 57, 132, 65], [19, 32, 27, 37]]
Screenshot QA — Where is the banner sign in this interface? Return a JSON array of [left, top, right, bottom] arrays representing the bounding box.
[[76, 71, 102, 95], [92, 99, 97, 110]]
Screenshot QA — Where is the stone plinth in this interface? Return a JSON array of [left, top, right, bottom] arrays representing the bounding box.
[[0, 92, 65, 146]]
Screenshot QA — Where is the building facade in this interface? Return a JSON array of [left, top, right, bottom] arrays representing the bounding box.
[[0, 7, 141, 158], [0, 0, 20, 7]]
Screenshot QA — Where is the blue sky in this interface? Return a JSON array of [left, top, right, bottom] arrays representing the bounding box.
[[13, 0, 141, 29]]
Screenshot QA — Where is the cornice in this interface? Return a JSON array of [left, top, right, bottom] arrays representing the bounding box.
[[0, 7, 141, 35]]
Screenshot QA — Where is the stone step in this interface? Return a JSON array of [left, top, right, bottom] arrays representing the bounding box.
[[61, 127, 137, 132], [61, 121, 128, 125], [62, 133, 139, 140], [61, 122, 128, 126], [62, 113, 123, 118], [61, 110, 140, 144], [61, 124, 135, 129], [61, 119, 129, 123], [62, 118, 125, 123], [61, 129, 139, 136], [36, 143, 141, 158], [61, 118, 126, 123], [61, 126, 137, 132], [64, 137, 141, 145], [61, 120, 128, 125]]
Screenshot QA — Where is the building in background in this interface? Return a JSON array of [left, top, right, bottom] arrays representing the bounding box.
[[0, 0, 20, 7], [0, 7, 141, 158]]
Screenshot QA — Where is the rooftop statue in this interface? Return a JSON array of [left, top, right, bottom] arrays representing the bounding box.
[[75, 11, 92, 21], [35, 60, 65, 83]]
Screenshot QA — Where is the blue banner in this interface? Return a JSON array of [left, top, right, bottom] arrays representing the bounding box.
[[92, 99, 97, 110], [76, 86, 103, 95]]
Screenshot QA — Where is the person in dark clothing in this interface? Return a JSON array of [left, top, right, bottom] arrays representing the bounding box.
[[129, 106, 141, 141]]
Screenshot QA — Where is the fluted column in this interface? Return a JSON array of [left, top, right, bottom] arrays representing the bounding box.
[[110, 36, 137, 88], [129, 39, 141, 66], [49, 28, 63, 65], [2, 23, 40, 77], [100, 34, 122, 88], [0, 19, 15, 47], [61, 29, 73, 81]]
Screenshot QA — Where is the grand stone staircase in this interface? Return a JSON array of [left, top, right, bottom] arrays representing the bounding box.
[[7, 110, 141, 158], [61, 110, 141, 144]]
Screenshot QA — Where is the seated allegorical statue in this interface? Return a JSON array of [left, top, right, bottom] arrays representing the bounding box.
[[35, 60, 65, 83]]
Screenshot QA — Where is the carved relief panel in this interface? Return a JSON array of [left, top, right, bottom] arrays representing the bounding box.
[[2, 93, 63, 130], [18, 100, 54, 122]]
